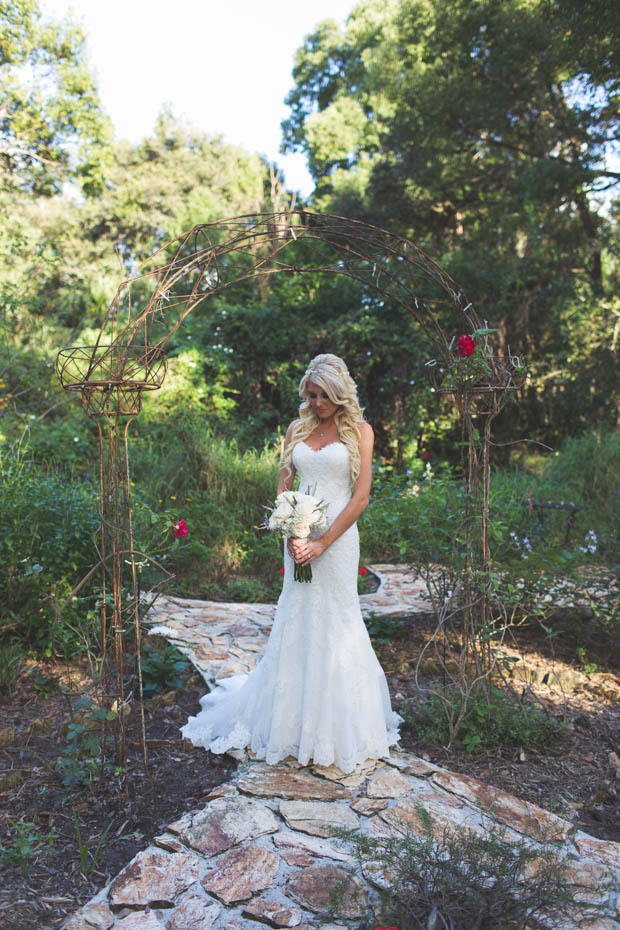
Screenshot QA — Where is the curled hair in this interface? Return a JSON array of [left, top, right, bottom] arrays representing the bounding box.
[[282, 354, 366, 484]]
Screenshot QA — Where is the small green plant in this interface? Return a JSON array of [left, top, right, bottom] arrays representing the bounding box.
[[0, 639, 23, 692], [224, 577, 270, 603], [334, 818, 578, 929], [0, 817, 57, 873], [72, 809, 115, 877], [364, 612, 407, 646], [405, 686, 566, 752], [56, 697, 117, 788], [575, 646, 600, 676], [139, 643, 191, 693]]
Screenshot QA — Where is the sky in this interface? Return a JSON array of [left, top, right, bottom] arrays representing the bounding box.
[[39, 0, 357, 197]]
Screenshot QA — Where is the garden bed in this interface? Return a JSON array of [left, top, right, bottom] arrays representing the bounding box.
[[0, 643, 234, 930]]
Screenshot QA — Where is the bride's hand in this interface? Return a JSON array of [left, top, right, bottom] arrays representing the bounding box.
[[290, 537, 326, 565]]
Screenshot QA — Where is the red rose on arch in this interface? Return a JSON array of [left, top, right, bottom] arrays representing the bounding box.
[[456, 334, 477, 357], [173, 519, 188, 538], [279, 566, 285, 574], [358, 567, 368, 575]]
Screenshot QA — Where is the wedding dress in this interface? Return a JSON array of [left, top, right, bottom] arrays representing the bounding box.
[[180, 440, 402, 773]]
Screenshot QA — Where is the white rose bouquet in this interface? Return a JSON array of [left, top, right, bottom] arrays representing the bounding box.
[[265, 490, 327, 582]]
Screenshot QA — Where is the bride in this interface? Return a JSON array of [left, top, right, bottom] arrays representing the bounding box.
[[181, 353, 402, 773]]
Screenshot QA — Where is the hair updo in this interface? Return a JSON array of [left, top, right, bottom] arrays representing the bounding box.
[[282, 353, 365, 484]]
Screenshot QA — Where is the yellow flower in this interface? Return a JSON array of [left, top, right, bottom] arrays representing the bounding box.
[[186, 497, 192, 501], [170, 495, 176, 500]]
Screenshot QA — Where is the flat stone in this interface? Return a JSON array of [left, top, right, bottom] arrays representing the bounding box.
[[273, 830, 354, 862], [571, 831, 620, 871], [279, 800, 359, 837], [201, 783, 239, 802], [109, 848, 200, 907], [378, 794, 484, 841], [243, 896, 303, 927], [115, 913, 166, 930], [401, 757, 439, 777], [154, 834, 186, 853], [366, 768, 415, 798], [312, 758, 384, 788], [432, 770, 571, 842], [286, 864, 367, 918], [202, 844, 280, 904], [238, 764, 352, 801], [65, 902, 114, 930], [167, 891, 221, 930], [181, 795, 279, 856], [350, 798, 389, 816]]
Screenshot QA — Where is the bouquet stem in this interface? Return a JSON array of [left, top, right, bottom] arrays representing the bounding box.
[[294, 561, 312, 582]]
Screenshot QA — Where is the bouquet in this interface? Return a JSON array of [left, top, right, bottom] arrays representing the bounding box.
[[265, 490, 327, 582]]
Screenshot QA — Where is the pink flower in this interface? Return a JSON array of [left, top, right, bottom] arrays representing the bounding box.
[[173, 519, 188, 538], [456, 334, 477, 357]]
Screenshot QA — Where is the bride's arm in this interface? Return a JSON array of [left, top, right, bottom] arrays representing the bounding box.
[[276, 420, 298, 495], [293, 422, 374, 566]]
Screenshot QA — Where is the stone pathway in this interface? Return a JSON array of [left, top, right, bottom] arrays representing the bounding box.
[[63, 566, 620, 930]]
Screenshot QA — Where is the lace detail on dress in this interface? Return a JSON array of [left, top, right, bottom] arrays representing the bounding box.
[[180, 440, 402, 773]]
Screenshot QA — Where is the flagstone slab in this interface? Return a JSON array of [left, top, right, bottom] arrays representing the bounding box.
[[180, 795, 279, 856], [285, 864, 366, 918], [108, 848, 200, 908], [572, 831, 620, 872], [238, 764, 352, 801], [242, 896, 303, 927], [312, 758, 384, 788], [279, 800, 359, 837], [377, 793, 484, 841], [432, 770, 572, 842], [63, 902, 115, 930], [167, 891, 221, 930], [201, 844, 280, 904], [366, 767, 416, 798], [350, 797, 389, 816], [115, 913, 166, 930], [273, 830, 354, 863]]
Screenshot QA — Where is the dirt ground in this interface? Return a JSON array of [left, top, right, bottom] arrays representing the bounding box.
[[0, 610, 618, 930], [0, 648, 234, 930]]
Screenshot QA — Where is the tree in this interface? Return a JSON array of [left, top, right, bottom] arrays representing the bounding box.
[[282, 0, 620, 443], [0, 0, 112, 195]]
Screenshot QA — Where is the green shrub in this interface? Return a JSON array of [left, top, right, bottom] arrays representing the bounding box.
[[139, 643, 191, 693], [0, 640, 23, 693], [335, 820, 578, 929], [224, 577, 271, 603], [405, 686, 566, 753], [0, 441, 100, 654]]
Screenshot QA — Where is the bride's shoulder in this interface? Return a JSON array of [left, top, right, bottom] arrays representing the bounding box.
[[283, 419, 303, 446], [358, 421, 374, 442]]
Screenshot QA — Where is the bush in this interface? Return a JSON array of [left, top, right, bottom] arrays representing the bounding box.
[[0, 441, 100, 654], [336, 820, 579, 930], [405, 686, 566, 753]]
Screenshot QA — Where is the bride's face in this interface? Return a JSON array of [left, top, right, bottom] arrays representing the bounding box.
[[306, 379, 338, 422]]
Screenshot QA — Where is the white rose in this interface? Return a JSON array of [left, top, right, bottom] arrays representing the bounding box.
[[293, 523, 310, 538], [295, 499, 316, 517], [273, 501, 293, 520]]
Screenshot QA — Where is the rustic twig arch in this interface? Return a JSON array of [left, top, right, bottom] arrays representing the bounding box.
[[56, 210, 524, 780]]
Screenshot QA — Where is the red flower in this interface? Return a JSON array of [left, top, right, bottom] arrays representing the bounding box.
[[358, 567, 368, 575], [279, 566, 285, 574], [173, 519, 188, 538], [456, 334, 477, 357], [421, 449, 430, 460]]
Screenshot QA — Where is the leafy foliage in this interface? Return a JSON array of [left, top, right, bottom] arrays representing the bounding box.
[[405, 686, 566, 753]]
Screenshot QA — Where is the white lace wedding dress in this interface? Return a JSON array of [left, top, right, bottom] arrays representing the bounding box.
[[180, 440, 402, 773]]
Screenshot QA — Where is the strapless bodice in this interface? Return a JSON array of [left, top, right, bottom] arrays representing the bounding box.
[[292, 441, 352, 509]]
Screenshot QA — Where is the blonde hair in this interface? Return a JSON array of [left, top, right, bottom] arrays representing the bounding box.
[[282, 354, 365, 484]]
